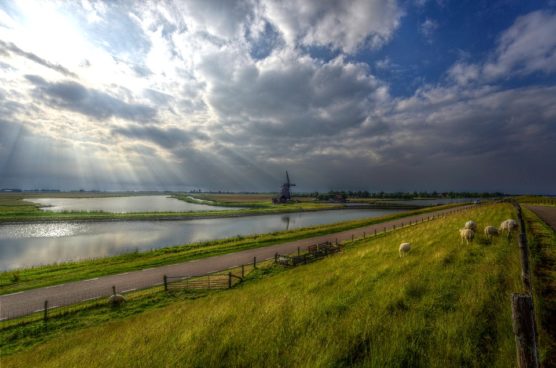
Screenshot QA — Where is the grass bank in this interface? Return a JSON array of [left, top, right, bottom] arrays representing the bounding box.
[[0, 194, 345, 223], [0, 204, 461, 294], [1, 204, 522, 367], [523, 207, 556, 365]]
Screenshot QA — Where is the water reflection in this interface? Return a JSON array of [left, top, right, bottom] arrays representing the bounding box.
[[25, 195, 240, 213], [0, 209, 403, 270]]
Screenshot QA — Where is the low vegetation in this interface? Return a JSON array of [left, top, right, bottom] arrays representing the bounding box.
[[523, 207, 556, 364], [0, 204, 461, 294], [1, 204, 524, 367]]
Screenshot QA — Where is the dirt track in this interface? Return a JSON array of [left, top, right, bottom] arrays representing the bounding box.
[[526, 205, 556, 231], [0, 205, 472, 320]]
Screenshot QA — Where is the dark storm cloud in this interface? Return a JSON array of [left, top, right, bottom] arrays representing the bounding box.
[[25, 75, 157, 123], [0, 40, 78, 78], [112, 125, 207, 149]]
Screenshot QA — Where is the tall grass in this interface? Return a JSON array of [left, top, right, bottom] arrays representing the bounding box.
[[1, 204, 522, 367]]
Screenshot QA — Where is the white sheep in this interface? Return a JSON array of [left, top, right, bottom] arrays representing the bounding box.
[[464, 220, 477, 231], [499, 219, 518, 237], [459, 228, 475, 245], [399, 242, 411, 257], [108, 293, 126, 307], [484, 225, 499, 240]]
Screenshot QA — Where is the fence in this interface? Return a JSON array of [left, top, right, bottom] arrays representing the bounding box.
[[275, 241, 342, 267], [510, 202, 539, 368], [165, 272, 243, 291]]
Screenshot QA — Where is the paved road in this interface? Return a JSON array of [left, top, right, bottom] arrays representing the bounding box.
[[526, 205, 556, 231], [0, 205, 472, 320]]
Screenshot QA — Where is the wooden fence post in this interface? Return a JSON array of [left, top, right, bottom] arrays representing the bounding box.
[[253, 256, 257, 269], [363, 232, 366, 238], [351, 234, 354, 242], [163, 275, 168, 291], [298, 247, 300, 256], [112, 285, 116, 295], [241, 264, 245, 278], [511, 293, 539, 368], [228, 272, 232, 289]]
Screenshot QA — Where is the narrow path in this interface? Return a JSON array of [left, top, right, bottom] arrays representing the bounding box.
[[526, 205, 556, 231], [0, 205, 473, 320]]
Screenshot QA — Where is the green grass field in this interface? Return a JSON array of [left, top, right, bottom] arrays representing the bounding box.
[[1, 203, 526, 367], [0, 204, 459, 294]]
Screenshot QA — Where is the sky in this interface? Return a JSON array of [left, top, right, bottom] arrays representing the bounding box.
[[0, 0, 555, 194]]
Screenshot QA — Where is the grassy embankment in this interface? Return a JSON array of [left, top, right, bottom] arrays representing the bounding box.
[[1, 203, 524, 367], [0, 193, 346, 223], [523, 207, 556, 365], [0, 204, 461, 295]]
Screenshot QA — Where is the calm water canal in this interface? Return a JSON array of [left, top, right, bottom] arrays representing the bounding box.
[[25, 195, 239, 212], [0, 209, 403, 270]]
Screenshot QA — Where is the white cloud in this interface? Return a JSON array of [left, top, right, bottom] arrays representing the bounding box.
[[262, 0, 403, 53], [447, 62, 480, 86], [420, 18, 438, 41], [484, 10, 556, 79]]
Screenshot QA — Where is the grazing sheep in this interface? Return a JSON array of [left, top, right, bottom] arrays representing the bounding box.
[[459, 228, 475, 245], [484, 225, 499, 240], [109, 293, 126, 307], [464, 220, 477, 231], [399, 242, 411, 257], [499, 219, 518, 237]]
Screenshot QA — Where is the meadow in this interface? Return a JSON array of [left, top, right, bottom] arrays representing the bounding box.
[[1, 203, 527, 367]]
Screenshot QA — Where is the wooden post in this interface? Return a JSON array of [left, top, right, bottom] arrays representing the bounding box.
[[384, 227, 386, 233], [401, 222, 403, 227], [393, 224, 396, 230], [351, 234, 354, 242], [241, 264, 245, 278], [511, 293, 539, 368], [363, 232, 365, 238], [228, 272, 232, 289], [275, 253, 278, 263], [297, 247, 300, 256], [335, 238, 338, 245], [253, 256, 257, 269], [112, 285, 116, 295], [208, 275, 211, 289], [163, 275, 168, 291]]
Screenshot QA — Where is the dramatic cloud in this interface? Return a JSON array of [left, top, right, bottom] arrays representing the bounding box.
[[262, 0, 403, 53], [0, 1, 554, 193], [25, 75, 157, 123]]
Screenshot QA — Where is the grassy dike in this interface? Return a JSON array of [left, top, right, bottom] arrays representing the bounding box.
[[0, 204, 461, 294], [1, 204, 523, 367]]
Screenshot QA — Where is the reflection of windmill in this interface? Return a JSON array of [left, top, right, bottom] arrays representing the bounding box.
[[281, 215, 291, 230], [273, 171, 296, 204]]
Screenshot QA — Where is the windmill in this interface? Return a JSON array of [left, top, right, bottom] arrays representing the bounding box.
[[273, 171, 296, 204]]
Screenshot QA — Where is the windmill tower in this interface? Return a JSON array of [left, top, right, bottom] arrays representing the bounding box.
[[273, 171, 296, 203]]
